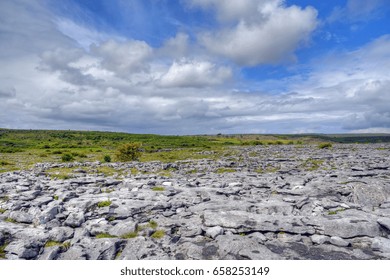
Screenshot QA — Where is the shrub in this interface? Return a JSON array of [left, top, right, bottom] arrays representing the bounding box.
[[103, 155, 111, 162], [318, 142, 333, 149], [61, 153, 74, 162], [116, 143, 142, 161]]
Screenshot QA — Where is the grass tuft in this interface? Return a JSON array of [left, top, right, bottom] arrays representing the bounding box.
[[97, 200, 112, 208]]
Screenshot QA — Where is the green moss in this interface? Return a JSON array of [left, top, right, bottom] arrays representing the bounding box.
[[120, 231, 138, 239], [151, 230, 165, 239], [216, 168, 235, 174], [45, 240, 62, 247], [152, 186, 165, 191], [0, 243, 8, 259], [95, 233, 117, 238], [148, 220, 158, 229], [97, 200, 112, 208], [327, 208, 345, 215], [0, 208, 6, 214], [53, 195, 59, 200], [61, 242, 71, 251], [5, 218, 17, 223]]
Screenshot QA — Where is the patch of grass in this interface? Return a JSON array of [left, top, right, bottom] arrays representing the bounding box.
[[107, 216, 116, 222], [152, 186, 165, 191], [255, 164, 280, 173], [0, 196, 9, 202], [96, 233, 117, 238], [120, 231, 138, 239], [0, 208, 6, 214], [5, 217, 17, 223], [327, 208, 345, 215], [61, 242, 71, 251], [45, 240, 62, 247], [151, 230, 165, 239], [97, 200, 112, 208], [318, 142, 333, 149], [0, 243, 8, 259], [301, 158, 324, 171], [0, 160, 11, 166], [115, 250, 122, 259], [216, 168, 235, 174], [148, 220, 158, 229], [53, 195, 59, 200]]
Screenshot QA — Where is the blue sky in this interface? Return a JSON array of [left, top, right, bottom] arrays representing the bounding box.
[[0, 0, 389, 134]]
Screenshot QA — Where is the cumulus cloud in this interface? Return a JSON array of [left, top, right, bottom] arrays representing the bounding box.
[[0, 0, 388, 134], [90, 39, 153, 79], [191, 0, 318, 65], [158, 59, 232, 88]]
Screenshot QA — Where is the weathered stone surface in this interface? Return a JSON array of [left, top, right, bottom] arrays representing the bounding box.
[[205, 226, 224, 239], [64, 212, 85, 228], [9, 211, 34, 224], [0, 143, 389, 259], [330, 236, 350, 247]]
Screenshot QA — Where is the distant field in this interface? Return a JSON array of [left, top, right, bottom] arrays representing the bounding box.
[[0, 128, 389, 173]]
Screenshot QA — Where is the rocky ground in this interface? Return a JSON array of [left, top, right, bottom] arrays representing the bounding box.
[[1, 144, 390, 260]]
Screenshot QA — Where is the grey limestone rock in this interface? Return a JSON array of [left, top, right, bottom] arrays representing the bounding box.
[[64, 212, 85, 228]]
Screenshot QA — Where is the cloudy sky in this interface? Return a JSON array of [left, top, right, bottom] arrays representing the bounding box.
[[0, 0, 389, 134]]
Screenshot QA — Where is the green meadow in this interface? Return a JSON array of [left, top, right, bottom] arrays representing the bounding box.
[[1, 128, 389, 173]]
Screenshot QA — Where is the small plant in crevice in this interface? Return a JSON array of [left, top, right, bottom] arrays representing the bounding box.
[[97, 200, 112, 208], [120, 231, 138, 239], [96, 233, 117, 238], [0, 243, 8, 259], [152, 186, 165, 192], [151, 230, 165, 239]]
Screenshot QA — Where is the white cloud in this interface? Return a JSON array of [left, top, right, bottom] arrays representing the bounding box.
[[158, 59, 232, 88], [192, 0, 318, 65], [91, 39, 153, 79]]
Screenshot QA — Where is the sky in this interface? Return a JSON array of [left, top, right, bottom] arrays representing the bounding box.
[[0, 0, 389, 135]]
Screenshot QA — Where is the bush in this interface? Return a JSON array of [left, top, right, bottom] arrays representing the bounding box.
[[318, 142, 333, 149], [116, 143, 142, 161], [103, 155, 111, 162], [61, 153, 74, 162]]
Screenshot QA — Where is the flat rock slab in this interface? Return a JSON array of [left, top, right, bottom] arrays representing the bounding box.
[[0, 143, 389, 260]]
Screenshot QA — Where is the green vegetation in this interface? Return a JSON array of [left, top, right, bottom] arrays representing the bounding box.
[[44, 240, 62, 247], [103, 155, 111, 162], [301, 158, 324, 171], [152, 186, 165, 191], [0, 208, 6, 214], [120, 231, 138, 239], [151, 230, 165, 239], [53, 195, 59, 200], [97, 200, 112, 208], [5, 218, 17, 223], [328, 208, 345, 215], [95, 233, 116, 238], [216, 168, 235, 174], [148, 220, 158, 229], [0, 128, 389, 173], [61, 153, 74, 162], [116, 143, 142, 161], [0, 243, 7, 259], [318, 142, 333, 149]]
